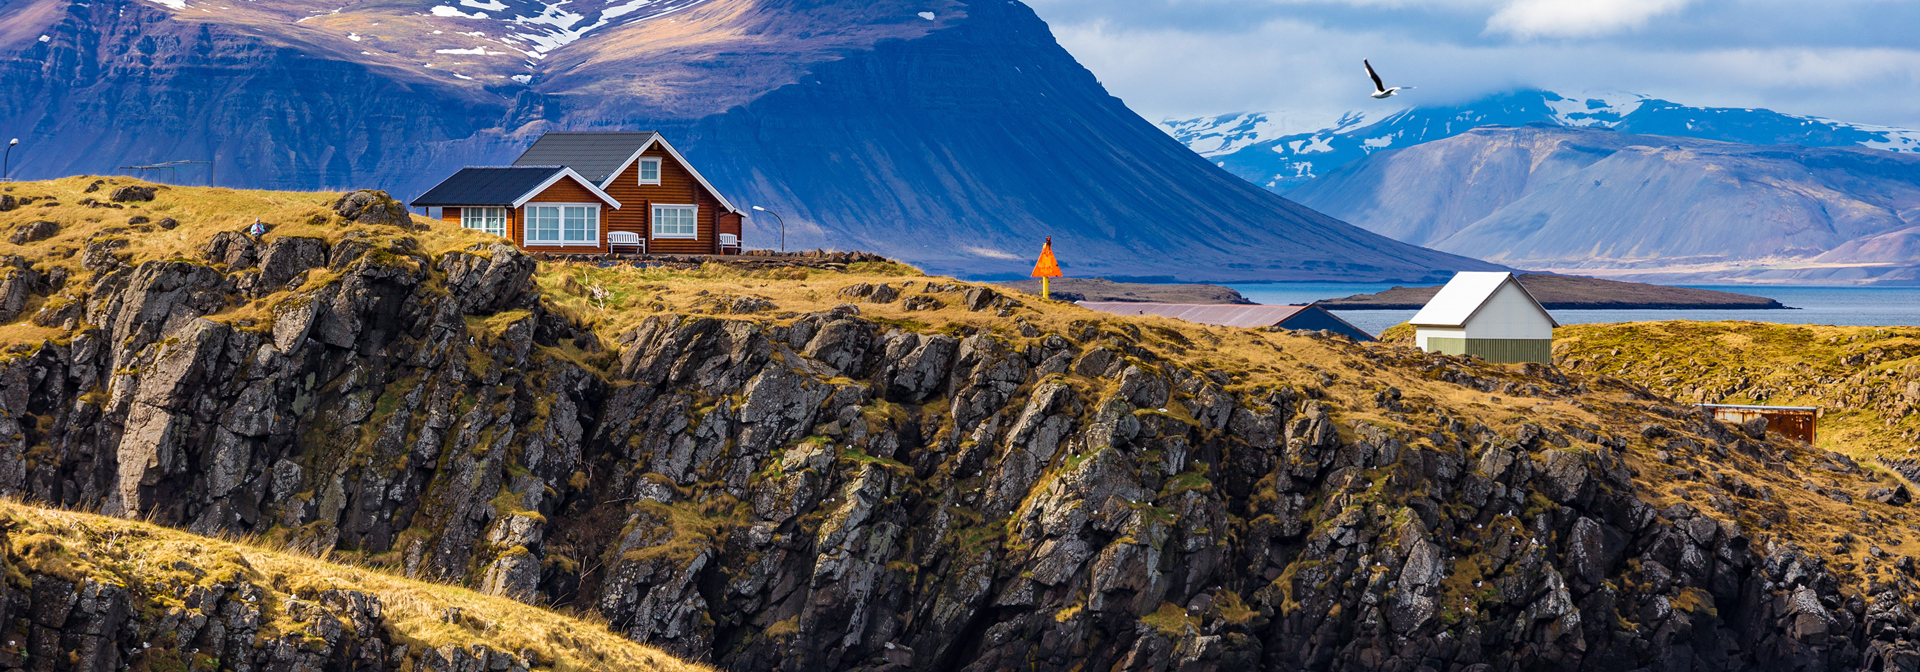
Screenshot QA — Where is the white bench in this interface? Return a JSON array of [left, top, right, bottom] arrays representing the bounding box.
[[608, 231, 644, 254], [718, 233, 741, 254]]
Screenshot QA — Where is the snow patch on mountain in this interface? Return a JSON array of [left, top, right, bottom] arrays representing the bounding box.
[[1827, 120, 1920, 153], [1162, 109, 1374, 157], [1164, 89, 1920, 192], [602, 0, 660, 19], [435, 46, 507, 54], [431, 5, 487, 18], [422, 0, 715, 54], [1541, 90, 1648, 127]]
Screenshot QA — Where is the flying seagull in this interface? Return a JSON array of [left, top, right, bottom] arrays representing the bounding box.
[[1364, 60, 1412, 99]]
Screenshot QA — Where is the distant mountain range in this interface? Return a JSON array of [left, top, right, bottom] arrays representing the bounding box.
[[1285, 125, 1920, 284], [0, 0, 1497, 282], [1164, 90, 1920, 192]]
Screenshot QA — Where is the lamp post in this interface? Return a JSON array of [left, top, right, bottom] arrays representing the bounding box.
[[751, 205, 787, 253], [3, 139, 16, 183]]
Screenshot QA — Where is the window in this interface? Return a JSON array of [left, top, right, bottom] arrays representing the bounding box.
[[460, 207, 507, 237], [638, 158, 662, 185], [524, 204, 598, 246], [652, 204, 698, 239]]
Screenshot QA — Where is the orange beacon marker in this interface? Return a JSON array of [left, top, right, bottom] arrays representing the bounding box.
[[1032, 237, 1063, 299]]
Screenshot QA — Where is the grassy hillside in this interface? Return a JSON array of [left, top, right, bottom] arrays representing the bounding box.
[[1555, 321, 1920, 459], [4, 177, 1920, 668], [8, 176, 1917, 559], [0, 498, 707, 672]]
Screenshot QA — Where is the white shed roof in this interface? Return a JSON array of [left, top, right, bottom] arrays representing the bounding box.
[[1409, 271, 1559, 328]]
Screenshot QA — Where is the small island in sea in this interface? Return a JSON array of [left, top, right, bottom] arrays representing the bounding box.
[[1318, 273, 1788, 310], [1002, 273, 1786, 310]]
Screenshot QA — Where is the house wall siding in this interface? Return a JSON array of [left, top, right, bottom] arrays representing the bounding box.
[[601, 146, 722, 255], [1462, 282, 1555, 340], [1420, 337, 1552, 364], [442, 206, 517, 244], [1416, 327, 1466, 351]]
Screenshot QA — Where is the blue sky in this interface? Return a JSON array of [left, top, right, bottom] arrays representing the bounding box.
[[1023, 0, 1920, 131]]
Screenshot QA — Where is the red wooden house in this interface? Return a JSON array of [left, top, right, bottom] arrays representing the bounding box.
[[411, 132, 746, 254]]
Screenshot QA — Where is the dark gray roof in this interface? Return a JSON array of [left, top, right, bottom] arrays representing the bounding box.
[[1076, 302, 1375, 341], [1077, 302, 1311, 328], [411, 166, 565, 207], [512, 132, 658, 185]]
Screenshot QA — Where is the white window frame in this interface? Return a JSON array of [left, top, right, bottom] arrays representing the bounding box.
[[522, 203, 601, 247], [637, 157, 662, 185], [460, 206, 507, 237], [651, 204, 699, 239]]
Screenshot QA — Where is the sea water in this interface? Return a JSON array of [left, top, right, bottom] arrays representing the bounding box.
[[1225, 283, 1920, 338]]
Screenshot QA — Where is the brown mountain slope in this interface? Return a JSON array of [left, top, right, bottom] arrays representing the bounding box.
[[1, 0, 1500, 282]]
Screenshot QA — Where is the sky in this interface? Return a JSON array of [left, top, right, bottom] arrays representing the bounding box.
[[1023, 0, 1920, 133]]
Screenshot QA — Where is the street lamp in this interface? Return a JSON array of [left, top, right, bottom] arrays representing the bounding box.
[[751, 205, 786, 253], [3, 139, 16, 183]]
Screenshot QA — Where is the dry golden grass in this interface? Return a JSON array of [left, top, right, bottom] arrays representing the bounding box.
[[4, 177, 1912, 633], [0, 176, 500, 278], [0, 499, 709, 672], [1555, 320, 1920, 460]]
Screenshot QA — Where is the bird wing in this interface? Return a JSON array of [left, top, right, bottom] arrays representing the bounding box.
[[1364, 60, 1385, 92]]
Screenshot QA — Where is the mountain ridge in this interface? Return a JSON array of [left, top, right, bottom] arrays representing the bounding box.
[[1283, 125, 1920, 284], [0, 0, 1496, 282], [1163, 90, 1920, 192]]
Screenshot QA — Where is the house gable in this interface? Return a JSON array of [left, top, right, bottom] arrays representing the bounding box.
[[514, 169, 620, 209], [1461, 280, 1555, 340], [599, 136, 742, 214], [1410, 272, 1558, 329]]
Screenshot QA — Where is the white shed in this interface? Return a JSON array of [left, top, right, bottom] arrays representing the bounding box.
[[1409, 272, 1558, 363]]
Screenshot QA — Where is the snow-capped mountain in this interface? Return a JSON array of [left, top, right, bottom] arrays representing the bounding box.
[[2, 0, 1496, 282], [1284, 124, 1920, 284], [1164, 90, 1920, 192]]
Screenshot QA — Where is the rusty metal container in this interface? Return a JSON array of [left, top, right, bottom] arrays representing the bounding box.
[[1697, 404, 1819, 444]]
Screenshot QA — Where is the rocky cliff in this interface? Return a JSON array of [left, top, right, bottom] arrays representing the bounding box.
[[0, 0, 1495, 282], [0, 499, 706, 672], [0, 180, 1916, 671]]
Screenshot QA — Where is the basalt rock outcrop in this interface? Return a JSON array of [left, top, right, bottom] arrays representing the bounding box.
[[0, 519, 540, 672], [0, 229, 1913, 671]]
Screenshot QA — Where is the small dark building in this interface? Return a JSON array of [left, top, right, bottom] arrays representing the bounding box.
[[1698, 404, 1819, 443], [1076, 301, 1375, 341]]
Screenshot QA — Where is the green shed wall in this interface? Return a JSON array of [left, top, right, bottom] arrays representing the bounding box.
[[1422, 338, 1552, 364]]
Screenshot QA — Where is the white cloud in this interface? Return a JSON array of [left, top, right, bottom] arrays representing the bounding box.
[[1035, 1, 1920, 130], [1486, 0, 1693, 38]]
